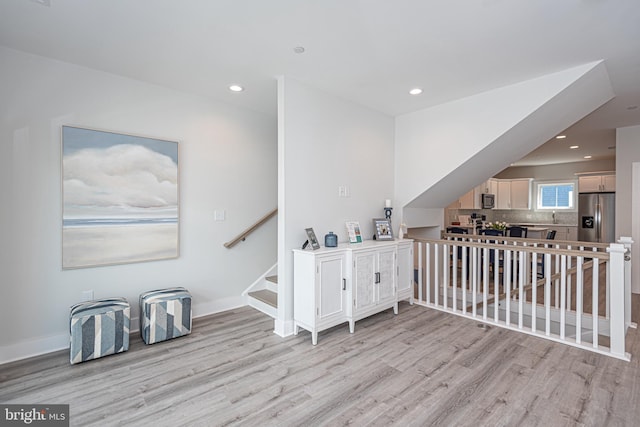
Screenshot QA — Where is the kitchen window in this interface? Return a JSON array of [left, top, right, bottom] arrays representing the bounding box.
[[535, 181, 576, 210]]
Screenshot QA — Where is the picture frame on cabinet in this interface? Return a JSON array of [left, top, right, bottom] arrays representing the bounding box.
[[305, 228, 320, 250], [345, 221, 363, 243], [373, 218, 393, 240]]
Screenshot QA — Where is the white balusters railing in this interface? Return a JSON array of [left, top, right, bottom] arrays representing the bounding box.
[[411, 233, 632, 361]]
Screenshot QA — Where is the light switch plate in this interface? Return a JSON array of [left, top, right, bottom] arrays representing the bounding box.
[[214, 210, 226, 221]]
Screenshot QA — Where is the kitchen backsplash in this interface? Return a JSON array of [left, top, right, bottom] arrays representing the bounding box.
[[448, 208, 577, 226]]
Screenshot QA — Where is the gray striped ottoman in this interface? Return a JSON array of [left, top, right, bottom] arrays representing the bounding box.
[[139, 287, 192, 345], [69, 297, 130, 364]]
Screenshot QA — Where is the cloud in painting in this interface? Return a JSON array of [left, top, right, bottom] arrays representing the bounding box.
[[64, 144, 178, 212]]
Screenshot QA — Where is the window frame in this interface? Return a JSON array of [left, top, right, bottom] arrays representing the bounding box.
[[534, 180, 577, 211]]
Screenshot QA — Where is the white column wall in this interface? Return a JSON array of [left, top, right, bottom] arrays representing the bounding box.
[[616, 125, 640, 293], [277, 77, 394, 336]]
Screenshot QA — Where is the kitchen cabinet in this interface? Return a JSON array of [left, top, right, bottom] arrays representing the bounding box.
[[458, 189, 476, 209], [293, 251, 347, 345], [496, 179, 531, 210], [449, 179, 499, 210], [497, 180, 511, 209], [293, 240, 411, 344], [578, 174, 615, 193], [478, 178, 498, 195], [552, 226, 578, 241], [510, 179, 532, 209]]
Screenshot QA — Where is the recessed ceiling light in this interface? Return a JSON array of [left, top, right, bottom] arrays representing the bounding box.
[[584, 155, 592, 159], [569, 145, 579, 149], [555, 135, 567, 139], [228, 85, 244, 92], [293, 46, 305, 54], [409, 88, 423, 95]]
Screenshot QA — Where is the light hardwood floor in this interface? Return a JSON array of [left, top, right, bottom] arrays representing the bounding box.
[[2, 297, 640, 426]]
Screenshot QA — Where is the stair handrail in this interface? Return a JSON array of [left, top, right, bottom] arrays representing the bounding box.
[[224, 208, 277, 249]]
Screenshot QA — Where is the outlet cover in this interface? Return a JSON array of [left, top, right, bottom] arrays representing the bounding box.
[[82, 290, 94, 301]]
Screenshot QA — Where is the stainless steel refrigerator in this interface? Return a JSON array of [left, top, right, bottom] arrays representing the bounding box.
[[578, 192, 615, 243]]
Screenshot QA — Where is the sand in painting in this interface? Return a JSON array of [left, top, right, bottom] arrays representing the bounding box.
[[63, 223, 178, 268]]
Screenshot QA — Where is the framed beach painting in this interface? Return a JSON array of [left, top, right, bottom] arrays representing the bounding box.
[[62, 126, 179, 269]]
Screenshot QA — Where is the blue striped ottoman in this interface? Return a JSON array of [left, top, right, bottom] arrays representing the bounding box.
[[69, 297, 130, 364], [139, 287, 192, 345]]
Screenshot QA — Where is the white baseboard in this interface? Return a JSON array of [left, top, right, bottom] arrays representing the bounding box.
[[274, 319, 295, 337], [0, 296, 246, 366]]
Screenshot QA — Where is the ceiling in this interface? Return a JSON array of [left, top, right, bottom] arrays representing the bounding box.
[[1, 0, 639, 166]]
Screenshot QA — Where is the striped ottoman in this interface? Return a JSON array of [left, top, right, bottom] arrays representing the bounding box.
[[139, 287, 192, 345], [69, 297, 130, 364]]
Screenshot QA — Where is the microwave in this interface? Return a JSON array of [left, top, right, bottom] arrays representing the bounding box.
[[481, 193, 495, 209]]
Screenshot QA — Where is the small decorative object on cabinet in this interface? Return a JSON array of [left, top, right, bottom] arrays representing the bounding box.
[[305, 228, 320, 250], [373, 218, 393, 240], [384, 199, 393, 220], [324, 231, 338, 247], [345, 221, 362, 243]]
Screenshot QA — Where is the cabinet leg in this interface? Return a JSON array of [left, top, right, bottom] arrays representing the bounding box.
[[293, 324, 299, 335], [409, 296, 414, 305], [312, 331, 318, 345], [393, 302, 398, 315], [349, 320, 355, 334]]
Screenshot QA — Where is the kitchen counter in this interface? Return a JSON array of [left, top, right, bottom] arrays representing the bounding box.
[[512, 223, 578, 227]]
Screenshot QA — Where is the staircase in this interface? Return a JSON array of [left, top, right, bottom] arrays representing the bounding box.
[[247, 274, 278, 319]]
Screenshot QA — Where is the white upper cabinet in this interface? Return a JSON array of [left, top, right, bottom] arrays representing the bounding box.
[[496, 178, 531, 210], [578, 174, 615, 193], [510, 179, 532, 210], [497, 180, 511, 209]]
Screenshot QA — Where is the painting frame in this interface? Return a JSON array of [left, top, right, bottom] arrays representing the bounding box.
[[373, 218, 394, 240], [61, 125, 179, 269]]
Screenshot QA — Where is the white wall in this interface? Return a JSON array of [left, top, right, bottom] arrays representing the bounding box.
[[0, 47, 277, 362], [616, 125, 640, 293], [394, 61, 614, 223], [277, 77, 395, 335]]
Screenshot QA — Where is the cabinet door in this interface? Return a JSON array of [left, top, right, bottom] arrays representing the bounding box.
[[497, 181, 511, 209], [553, 228, 567, 241], [458, 189, 475, 209], [353, 251, 376, 311], [578, 176, 602, 193], [510, 179, 531, 209], [377, 247, 397, 304], [602, 175, 616, 192], [317, 255, 345, 321], [566, 226, 578, 241]]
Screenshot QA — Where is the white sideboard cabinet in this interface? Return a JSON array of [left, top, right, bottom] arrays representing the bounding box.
[[293, 239, 413, 345]]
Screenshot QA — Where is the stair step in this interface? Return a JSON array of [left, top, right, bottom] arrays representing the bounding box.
[[266, 275, 278, 284], [248, 289, 277, 308]]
